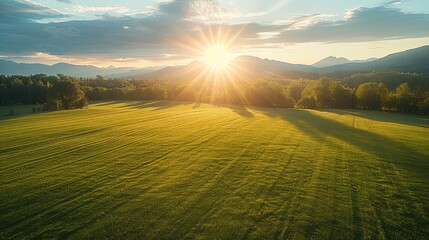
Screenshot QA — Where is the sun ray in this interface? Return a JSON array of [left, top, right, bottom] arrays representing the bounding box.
[[166, 23, 252, 105], [204, 44, 231, 70]]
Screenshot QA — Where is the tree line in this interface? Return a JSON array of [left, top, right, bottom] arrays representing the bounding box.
[[0, 74, 87, 110], [1, 72, 429, 114]]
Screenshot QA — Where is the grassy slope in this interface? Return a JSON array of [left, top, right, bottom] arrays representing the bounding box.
[[0, 105, 38, 117], [1, 101, 428, 239]]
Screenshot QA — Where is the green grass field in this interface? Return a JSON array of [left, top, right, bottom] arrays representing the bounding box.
[[0, 105, 39, 117], [1, 101, 429, 239]]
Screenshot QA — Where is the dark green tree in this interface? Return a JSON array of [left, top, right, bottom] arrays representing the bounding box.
[[418, 97, 429, 115], [355, 82, 388, 110], [395, 83, 415, 113], [47, 81, 87, 110]]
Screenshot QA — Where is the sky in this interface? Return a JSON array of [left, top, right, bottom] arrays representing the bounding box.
[[0, 0, 428, 68]]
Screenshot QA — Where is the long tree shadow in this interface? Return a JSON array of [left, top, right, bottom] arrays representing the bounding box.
[[257, 108, 429, 179], [213, 103, 255, 118], [98, 100, 194, 110], [0, 108, 48, 121], [334, 109, 429, 129], [114, 100, 256, 117]]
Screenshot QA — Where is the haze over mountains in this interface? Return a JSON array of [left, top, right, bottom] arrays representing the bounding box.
[[0, 60, 161, 78], [0, 46, 428, 78], [142, 46, 429, 80], [321, 46, 429, 74], [312, 56, 378, 68]]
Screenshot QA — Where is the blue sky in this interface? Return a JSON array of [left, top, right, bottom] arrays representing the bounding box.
[[1, 0, 428, 67]]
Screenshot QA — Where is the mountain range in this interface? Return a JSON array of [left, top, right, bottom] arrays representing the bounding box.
[[312, 56, 378, 68], [320, 46, 429, 74], [0, 46, 428, 78], [141, 46, 429, 80], [0, 60, 161, 78]]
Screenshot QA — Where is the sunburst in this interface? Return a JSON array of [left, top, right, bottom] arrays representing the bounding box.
[[204, 44, 231, 70], [169, 24, 264, 105]]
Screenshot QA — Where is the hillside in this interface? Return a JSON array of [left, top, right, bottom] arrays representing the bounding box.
[[322, 46, 429, 74], [141, 56, 317, 80], [141, 46, 429, 80], [1, 102, 428, 239], [313, 56, 352, 68], [313, 56, 378, 68], [0, 60, 160, 78]]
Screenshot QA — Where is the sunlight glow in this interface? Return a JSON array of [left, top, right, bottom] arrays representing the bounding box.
[[168, 24, 261, 106], [204, 45, 231, 70]]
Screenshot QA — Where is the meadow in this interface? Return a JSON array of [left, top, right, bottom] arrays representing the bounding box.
[[1, 101, 428, 239]]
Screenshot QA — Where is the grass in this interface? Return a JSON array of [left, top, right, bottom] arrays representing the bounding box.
[[1, 101, 429, 239], [0, 104, 39, 117]]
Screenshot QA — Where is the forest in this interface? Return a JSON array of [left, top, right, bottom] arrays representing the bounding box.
[[1, 72, 429, 114]]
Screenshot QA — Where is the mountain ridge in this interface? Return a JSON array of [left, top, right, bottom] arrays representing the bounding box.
[[313, 56, 352, 68], [313, 56, 378, 68], [140, 46, 429, 80], [0, 60, 161, 78], [1, 45, 428, 78]]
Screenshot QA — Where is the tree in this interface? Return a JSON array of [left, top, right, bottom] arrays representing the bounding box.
[[286, 79, 307, 101], [297, 97, 316, 109], [313, 77, 333, 108], [330, 82, 355, 108], [0, 84, 9, 105], [355, 82, 388, 110], [418, 97, 429, 115], [47, 81, 87, 110], [106, 88, 127, 100], [395, 83, 415, 113]]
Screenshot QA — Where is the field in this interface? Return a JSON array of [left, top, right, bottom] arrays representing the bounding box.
[[1, 101, 429, 239], [0, 105, 38, 117]]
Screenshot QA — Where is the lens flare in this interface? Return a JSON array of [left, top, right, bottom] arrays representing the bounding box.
[[204, 45, 231, 70]]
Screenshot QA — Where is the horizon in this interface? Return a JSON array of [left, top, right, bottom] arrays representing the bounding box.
[[1, 44, 428, 70], [1, 0, 429, 68]]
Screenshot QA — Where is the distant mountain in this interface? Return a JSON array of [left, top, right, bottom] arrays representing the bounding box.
[[232, 56, 316, 76], [1, 46, 428, 79], [106, 67, 163, 78], [313, 56, 378, 68], [352, 58, 378, 64], [140, 55, 317, 80], [313, 56, 352, 68], [140, 46, 429, 81], [321, 46, 429, 75], [0, 60, 161, 78]]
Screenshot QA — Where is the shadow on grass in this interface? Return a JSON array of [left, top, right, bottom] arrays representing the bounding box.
[[96, 100, 256, 117], [127, 101, 193, 110], [214, 103, 255, 118], [256, 108, 429, 179], [334, 109, 429, 129], [0, 105, 47, 121], [90, 100, 429, 178]]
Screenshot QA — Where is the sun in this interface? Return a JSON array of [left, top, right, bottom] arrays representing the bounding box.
[[204, 45, 231, 70]]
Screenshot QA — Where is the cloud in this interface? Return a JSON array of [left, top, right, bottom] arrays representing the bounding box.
[[276, 6, 429, 43], [0, 0, 66, 22], [273, 14, 334, 29], [154, 0, 239, 22], [383, 0, 408, 6], [1, 0, 429, 65], [75, 5, 130, 14], [56, 0, 71, 3]]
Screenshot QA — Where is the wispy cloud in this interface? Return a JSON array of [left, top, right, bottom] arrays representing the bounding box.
[[275, 6, 429, 43], [273, 13, 335, 29], [0, 0, 66, 22], [56, 0, 71, 4], [383, 0, 408, 6], [75, 5, 130, 14]]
